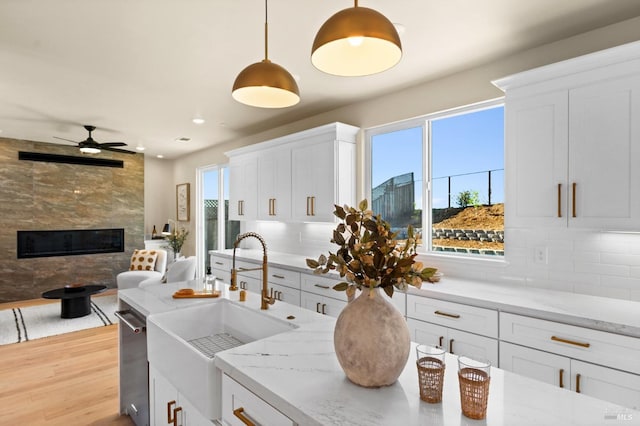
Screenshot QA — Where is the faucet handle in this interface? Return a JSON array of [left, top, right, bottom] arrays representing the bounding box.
[[265, 287, 276, 305]]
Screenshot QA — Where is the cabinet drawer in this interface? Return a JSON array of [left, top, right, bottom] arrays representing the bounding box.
[[407, 295, 498, 338], [301, 274, 345, 300], [268, 266, 301, 289], [212, 268, 231, 285], [235, 260, 262, 279], [211, 255, 232, 271], [500, 312, 640, 374], [222, 374, 294, 426], [270, 282, 301, 306]]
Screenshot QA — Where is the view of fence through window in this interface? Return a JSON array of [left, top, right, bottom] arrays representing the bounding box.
[[203, 167, 240, 270], [370, 103, 504, 257]]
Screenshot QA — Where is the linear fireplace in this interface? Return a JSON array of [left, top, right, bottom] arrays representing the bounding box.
[[17, 228, 125, 259]]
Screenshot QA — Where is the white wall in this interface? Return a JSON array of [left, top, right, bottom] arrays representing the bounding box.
[[157, 16, 640, 301], [144, 156, 175, 240]]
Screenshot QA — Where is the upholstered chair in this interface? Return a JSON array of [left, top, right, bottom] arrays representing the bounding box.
[[116, 249, 168, 290], [139, 256, 197, 287]]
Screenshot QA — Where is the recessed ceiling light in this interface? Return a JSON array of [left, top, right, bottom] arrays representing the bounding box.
[[192, 118, 205, 125], [136, 146, 145, 151], [175, 137, 191, 142], [157, 154, 164, 159]]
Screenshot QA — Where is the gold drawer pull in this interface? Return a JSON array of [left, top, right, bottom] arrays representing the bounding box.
[[449, 338, 454, 354], [272, 274, 286, 279], [233, 407, 256, 426], [215, 261, 224, 265], [551, 335, 590, 348], [314, 284, 330, 289], [434, 310, 460, 319], [167, 400, 176, 423], [576, 373, 581, 393], [572, 182, 577, 218], [438, 336, 444, 348], [559, 368, 564, 388], [172, 407, 182, 426]]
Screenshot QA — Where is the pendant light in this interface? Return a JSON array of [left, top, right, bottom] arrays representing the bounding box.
[[232, 0, 300, 108], [311, 0, 402, 77]]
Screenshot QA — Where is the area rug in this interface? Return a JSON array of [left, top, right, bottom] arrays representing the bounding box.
[[0, 294, 119, 345]]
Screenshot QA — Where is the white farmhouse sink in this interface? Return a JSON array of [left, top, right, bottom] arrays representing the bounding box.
[[147, 299, 297, 420]]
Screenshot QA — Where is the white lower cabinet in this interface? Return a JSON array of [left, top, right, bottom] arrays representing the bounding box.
[[407, 318, 498, 366], [499, 312, 640, 410], [149, 365, 213, 426], [500, 342, 640, 410], [406, 294, 499, 366], [222, 374, 294, 426], [269, 282, 301, 306], [300, 291, 347, 317]]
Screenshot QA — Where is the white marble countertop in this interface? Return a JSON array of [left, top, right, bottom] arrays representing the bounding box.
[[211, 249, 640, 338], [120, 281, 639, 426]]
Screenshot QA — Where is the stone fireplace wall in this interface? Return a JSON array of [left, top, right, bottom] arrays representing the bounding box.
[[0, 137, 144, 302]]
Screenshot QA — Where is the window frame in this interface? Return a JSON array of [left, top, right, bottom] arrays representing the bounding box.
[[365, 98, 504, 257]]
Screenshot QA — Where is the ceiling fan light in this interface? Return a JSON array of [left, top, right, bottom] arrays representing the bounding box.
[[311, 5, 402, 76], [232, 60, 300, 108], [79, 146, 101, 154]]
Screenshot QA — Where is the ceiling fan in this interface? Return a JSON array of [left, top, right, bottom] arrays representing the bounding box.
[[54, 125, 136, 155]]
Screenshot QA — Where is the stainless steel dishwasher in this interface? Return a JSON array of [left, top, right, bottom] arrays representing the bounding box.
[[115, 301, 149, 426]]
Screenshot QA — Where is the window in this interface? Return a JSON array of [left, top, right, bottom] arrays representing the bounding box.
[[197, 165, 240, 275], [367, 100, 504, 257]]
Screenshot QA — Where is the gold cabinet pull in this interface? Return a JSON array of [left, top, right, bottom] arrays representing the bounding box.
[[572, 182, 577, 218], [559, 368, 564, 388], [316, 302, 321, 313], [322, 303, 326, 315], [551, 335, 590, 348], [167, 400, 176, 424], [557, 183, 562, 218], [438, 336, 444, 348], [172, 407, 182, 426], [576, 373, 581, 393], [233, 407, 256, 426], [306, 196, 310, 216], [434, 310, 460, 319], [215, 261, 224, 265], [272, 274, 285, 279], [314, 284, 330, 289], [311, 196, 315, 216], [449, 338, 454, 354]]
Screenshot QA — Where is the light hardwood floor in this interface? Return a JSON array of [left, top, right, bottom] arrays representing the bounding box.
[[0, 291, 134, 425]]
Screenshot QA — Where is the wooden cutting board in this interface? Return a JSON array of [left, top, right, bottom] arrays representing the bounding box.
[[172, 290, 220, 299]]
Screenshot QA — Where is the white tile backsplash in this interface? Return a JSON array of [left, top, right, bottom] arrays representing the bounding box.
[[242, 221, 640, 301]]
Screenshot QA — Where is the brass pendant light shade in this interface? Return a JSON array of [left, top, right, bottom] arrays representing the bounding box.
[[232, 59, 300, 108], [232, 0, 300, 108], [311, 1, 402, 77]]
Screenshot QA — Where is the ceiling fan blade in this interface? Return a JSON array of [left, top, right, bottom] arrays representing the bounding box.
[[53, 136, 80, 144], [99, 142, 127, 147], [102, 146, 137, 155]]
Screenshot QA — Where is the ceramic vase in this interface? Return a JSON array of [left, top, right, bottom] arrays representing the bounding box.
[[333, 287, 411, 387]]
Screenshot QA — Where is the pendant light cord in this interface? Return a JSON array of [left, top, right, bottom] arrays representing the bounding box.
[[264, 0, 269, 61]]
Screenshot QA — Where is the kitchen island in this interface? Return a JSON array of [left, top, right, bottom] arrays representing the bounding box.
[[119, 281, 639, 426]]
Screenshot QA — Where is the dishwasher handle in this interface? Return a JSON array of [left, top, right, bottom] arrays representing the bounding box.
[[115, 310, 146, 334]]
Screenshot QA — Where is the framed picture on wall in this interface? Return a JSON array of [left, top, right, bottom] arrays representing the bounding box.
[[176, 183, 190, 221]]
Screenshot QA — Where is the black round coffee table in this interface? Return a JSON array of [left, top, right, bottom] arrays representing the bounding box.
[[42, 285, 107, 318]]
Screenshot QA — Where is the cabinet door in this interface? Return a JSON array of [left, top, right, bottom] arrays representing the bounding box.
[[500, 341, 571, 388], [447, 328, 498, 366], [269, 282, 301, 306], [291, 139, 335, 222], [571, 360, 640, 410], [505, 90, 569, 228], [257, 150, 292, 221], [229, 157, 257, 221], [150, 365, 180, 426], [568, 74, 640, 229], [222, 374, 294, 426], [300, 292, 347, 317], [237, 275, 261, 294], [407, 318, 448, 349]]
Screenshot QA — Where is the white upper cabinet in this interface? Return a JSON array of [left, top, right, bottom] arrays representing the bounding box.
[[228, 155, 257, 221], [226, 122, 359, 223], [495, 41, 640, 230], [257, 148, 292, 221]]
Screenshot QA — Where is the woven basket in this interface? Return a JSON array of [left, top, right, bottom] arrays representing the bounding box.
[[458, 367, 490, 419], [417, 357, 445, 403]]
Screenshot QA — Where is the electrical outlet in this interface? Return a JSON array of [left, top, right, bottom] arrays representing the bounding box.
[[534, 246, 548, 264]]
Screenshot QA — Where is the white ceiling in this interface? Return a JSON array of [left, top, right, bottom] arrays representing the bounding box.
[[1, 0, 640, 159]]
